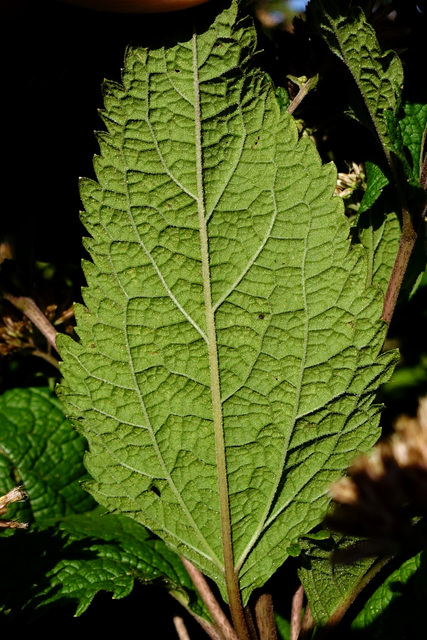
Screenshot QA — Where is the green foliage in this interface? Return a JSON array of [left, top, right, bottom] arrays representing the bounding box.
[[398, 103, 427, 183], [298, 533, 377, 626], [351, 552, 427, 639], [0, 388, 204, 622], [0, 386, 94, 520], [57, 0, 395, 607], [1, 0, 427, 638], [307, 0, 403, 158]]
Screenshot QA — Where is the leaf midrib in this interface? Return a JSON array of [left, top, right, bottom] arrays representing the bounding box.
[[192, 30, 233, 583]]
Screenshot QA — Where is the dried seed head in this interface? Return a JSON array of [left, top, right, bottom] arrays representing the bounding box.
[[334, 162, 366, 199], [325, 397, 427, 560], [0, 486, 28, 530]]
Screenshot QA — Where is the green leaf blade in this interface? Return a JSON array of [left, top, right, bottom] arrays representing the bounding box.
[[0, 387, 94, 522], [351, 552, 427, 638], [308, 0, 403, 156], [58, 1, 396, 604]]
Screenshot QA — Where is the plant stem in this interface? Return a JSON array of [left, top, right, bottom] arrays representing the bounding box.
[[290, 584, 304, 640], [420, 152, 427, 191], [299, 604, 314, 640], [171, 591, 224, 640], [381, 158, 425, 325], [31, 348, 61, 370], [180, 557, 239, 640], [381, 209, 418, 325], [286, 76, 319, 115], [3, 292, 59, 353], [253, 592, 277, 640], [173, 615, 192, 640]]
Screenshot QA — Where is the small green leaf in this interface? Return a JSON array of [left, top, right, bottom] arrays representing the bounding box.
[[286, 543, 302, 557], [358, 161, 389, 215], [397, 101, 427, 183], [275, 612, 291, 640], [275, 86, 291, 114]]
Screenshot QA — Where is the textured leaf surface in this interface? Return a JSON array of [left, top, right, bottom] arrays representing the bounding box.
[[357, 189, 400, 296], [358, 162, 389, 215], [307, 0, 403, 156], [398, 101, 427, 183], [298, 534, 376, 626], [58, 1, 396, 603], [0, 386, 94, 521], [0, 388, 204, 621]]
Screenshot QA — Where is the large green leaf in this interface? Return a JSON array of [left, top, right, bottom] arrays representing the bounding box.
[[58, 0, 396, 604]]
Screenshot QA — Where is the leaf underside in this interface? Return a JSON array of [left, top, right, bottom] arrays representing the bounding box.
[[58, 1, 396, 604]]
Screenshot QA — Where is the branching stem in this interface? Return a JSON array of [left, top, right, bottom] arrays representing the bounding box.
[[3, 292, 59, 353], [286, 76, 319, 115]]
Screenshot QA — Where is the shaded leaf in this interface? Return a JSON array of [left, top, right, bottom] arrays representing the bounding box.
[[351, 551, 427, 639], [32, 509, 209, 618], [0, 388, 206, 622], [358, 162, 390, 215], [0, 386, 94, 522], [396, 102, 427, 184], [298, 533, 376, 627], [307, 0, 403, 158], [357, 188, 400, 295]]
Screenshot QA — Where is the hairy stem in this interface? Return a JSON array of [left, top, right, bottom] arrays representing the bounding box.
[[180, 557, 239, 640], [171, 591, 224, 640], [287, 76, 319, 115], [299, 604, 314, 640], [173, 615, 192, 640], [381, 209, 418, 325], [31, 348, 61, 370], [253, 592, 277, 640], [290, 584, 304, 640], [382, 159, 425, 325]]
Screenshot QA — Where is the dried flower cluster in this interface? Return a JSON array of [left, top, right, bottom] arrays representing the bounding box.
[[335, 162, 366, 199], [0, 307, 33, 357], [0, 486, 28, 530], [325, 397, 427, 560]]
